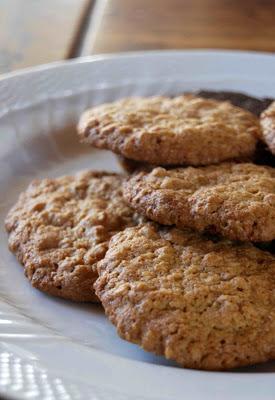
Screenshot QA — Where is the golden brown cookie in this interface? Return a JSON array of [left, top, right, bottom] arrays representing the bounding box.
[[123, 163, 275, 242], [5, 171, 135, 302], [95, 222, 275, 370], [78, 95, 259, 166], [197, 90, 273, 117], [260, 101, 275, 155]]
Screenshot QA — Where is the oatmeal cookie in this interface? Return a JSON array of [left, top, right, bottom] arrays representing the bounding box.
[[78, 95, 259, 166], [117, 92, 275, 172], [123, 163, 275, 242], [95, 223, 275, 370], [260, 101, 275, 155], [5, 171, 135, 301], [197, 90, 273, 116]]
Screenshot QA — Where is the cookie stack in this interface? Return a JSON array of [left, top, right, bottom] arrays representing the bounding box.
[[6, 92, 275, 371]]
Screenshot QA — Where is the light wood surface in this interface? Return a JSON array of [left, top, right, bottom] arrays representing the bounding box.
[[0, 0, 91, 73], [89, 0, 275, 54], [1, 0, 275, 74]]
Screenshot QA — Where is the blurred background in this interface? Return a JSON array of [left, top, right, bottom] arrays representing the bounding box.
[[0, 0, 275, 74]]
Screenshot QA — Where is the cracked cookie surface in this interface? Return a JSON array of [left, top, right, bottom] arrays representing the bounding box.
[[95, 223, 275, 370], [78, 95, 259, 166], [5, 171, 135, 301], [197, 90, 273, 116], [123, 163, 275, 242], [261, 101, 275, 155]]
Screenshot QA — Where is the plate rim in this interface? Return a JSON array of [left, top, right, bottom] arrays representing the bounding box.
[[1, 48, 275, 82]]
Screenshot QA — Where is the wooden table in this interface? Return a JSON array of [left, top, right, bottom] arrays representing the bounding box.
[[1, 0, 275, 73]]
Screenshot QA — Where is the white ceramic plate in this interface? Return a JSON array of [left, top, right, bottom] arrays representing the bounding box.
[[0, 50, 275, 400]]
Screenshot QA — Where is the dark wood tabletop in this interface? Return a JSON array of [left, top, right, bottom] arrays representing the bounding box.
[[1, 0, 275, 73]]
